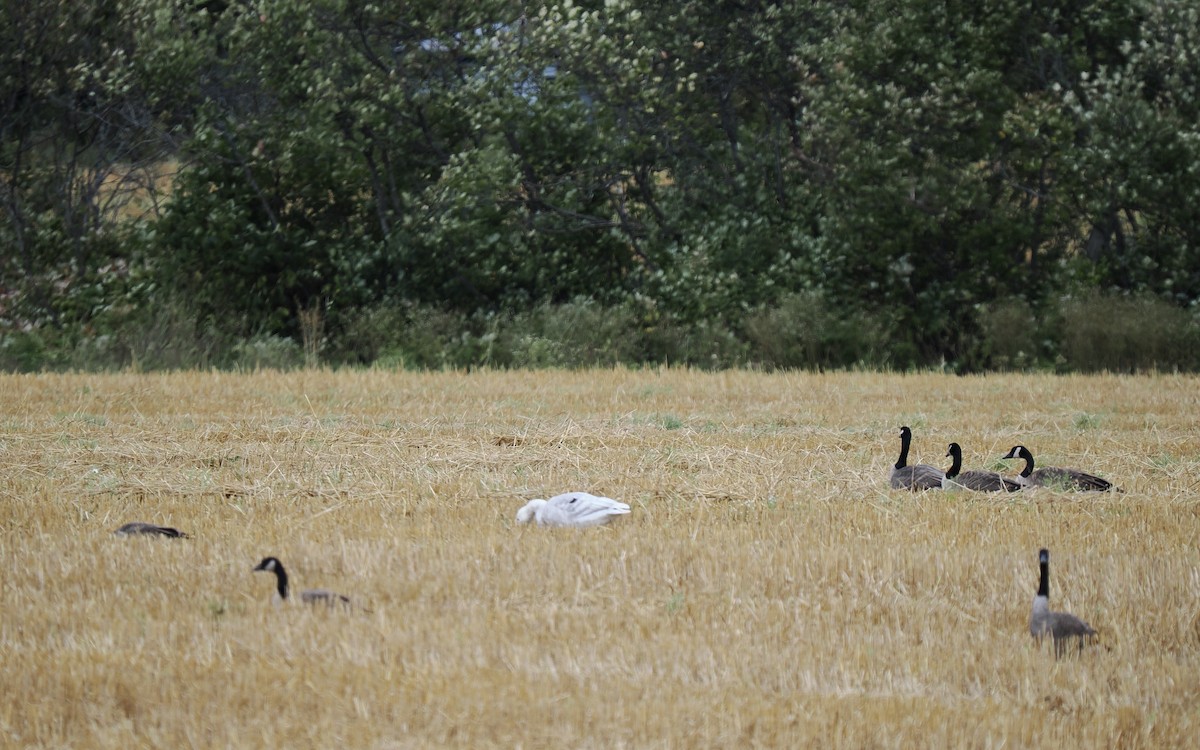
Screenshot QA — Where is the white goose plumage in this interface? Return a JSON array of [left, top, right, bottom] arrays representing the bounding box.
[[515, 492, 631, 528]]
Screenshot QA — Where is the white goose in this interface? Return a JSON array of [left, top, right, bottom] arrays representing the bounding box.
[[515, 492, 631, 528]]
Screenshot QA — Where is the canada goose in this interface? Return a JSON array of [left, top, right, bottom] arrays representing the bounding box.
[[515, 492, 631, 528], [1001, 446, 1118, 491], [943, 443, 1022, 492], [252, 557, 352, 608], [1030, 548, 1097, 656], [113, 522, 189, 538], [889, 426, 945, 490]]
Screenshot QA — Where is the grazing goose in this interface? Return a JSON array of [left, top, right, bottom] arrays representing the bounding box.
[[889, 426, 945, 490], [943, 443, 1022, 492], [1030, 548, 1097, 656], [1001, 445, 1118, 491], [113, 522, 189, 538], [515, 492, 631, 528], [252, 557, 352, 608]]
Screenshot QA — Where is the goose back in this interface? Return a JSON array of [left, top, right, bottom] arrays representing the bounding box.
[[516, 492, 631, 528], [943, 443, 1022, 492], [113, 522, 189, 538], [1002, 446, 1117, 492]]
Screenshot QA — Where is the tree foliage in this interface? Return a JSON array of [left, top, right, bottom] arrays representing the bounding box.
[[2, 0, 1198, 370]]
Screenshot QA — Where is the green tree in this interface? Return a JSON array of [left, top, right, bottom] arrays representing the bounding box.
[[797, 0, 1145, 367], [0, 0, 168, 334], [1060, 0, 1200, 305]]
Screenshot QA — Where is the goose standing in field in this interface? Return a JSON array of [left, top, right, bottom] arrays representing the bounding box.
[[1000, 445, 1118, 491], [515, 492, 631, 528], [113, 522, 189, 538], [1030, 548, 1097, 657], [889, 426, 945, 490], [252, 556, 353, 608], [943, 443, 1022, 492]]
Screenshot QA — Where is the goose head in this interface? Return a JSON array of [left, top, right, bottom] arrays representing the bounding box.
[[253, 557, 282, 573]]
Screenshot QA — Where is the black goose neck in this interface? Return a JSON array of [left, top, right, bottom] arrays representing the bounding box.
[[1037, 558, 1049, 598], [945, 444, 962, 478], [274, 564, 290, 600], [895, 428, 911, 470], [1019, 448, 1035, 479]]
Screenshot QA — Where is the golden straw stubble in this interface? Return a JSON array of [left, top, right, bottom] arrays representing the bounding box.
[[0, 369, 1196, 747]]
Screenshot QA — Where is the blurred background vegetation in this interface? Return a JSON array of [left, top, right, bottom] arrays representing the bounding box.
[[3, 0, 1199, 372]]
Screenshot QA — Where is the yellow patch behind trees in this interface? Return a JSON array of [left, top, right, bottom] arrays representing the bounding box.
[[1, 369, 1197, 747]]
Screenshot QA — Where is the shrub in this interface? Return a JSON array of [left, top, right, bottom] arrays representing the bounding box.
[[329, 306, 411, 367], [0, 331, 50, 372], [977, 299, 1044, 371], [335, 305, 514, 371], [640, 314, 749, 370], [112, 300, 236, 371], [743, 292, 887, 370], [384, 308, 486, 370], [1, 297, 238, 373], [1058, 293, 1200, 372], [508, 299, 641, 369], [230, 335, 305, 371]]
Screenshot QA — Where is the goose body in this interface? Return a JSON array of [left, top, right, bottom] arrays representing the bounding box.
[[113, 522, 189, 538], [889, 426, 945, 490], [943, 443, 1022, 492], [252, 557, 352, 608], [516, 492, 631, 528], [1001, 446, 1117, 491], [1030, 548, 1097, 656]]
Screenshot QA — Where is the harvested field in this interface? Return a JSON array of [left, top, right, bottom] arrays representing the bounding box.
[[1, 369, 1197, 748]]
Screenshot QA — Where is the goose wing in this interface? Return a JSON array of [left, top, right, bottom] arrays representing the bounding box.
[[299, 589, 353, 608], [951, 469, 1023, 492], [1042, 611, 1098, 656], [114, 522, 189, 538], [539, 492, 631, 527], [1047, 611, 1097, 638], [890, 464, 945, 490], [1031, 467, 1114, 492]]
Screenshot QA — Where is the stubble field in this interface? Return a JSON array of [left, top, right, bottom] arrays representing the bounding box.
[[1, 369, 1198, 748]]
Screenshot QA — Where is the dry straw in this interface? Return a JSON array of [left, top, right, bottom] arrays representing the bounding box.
[[1, 369, 1197, 747]]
